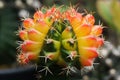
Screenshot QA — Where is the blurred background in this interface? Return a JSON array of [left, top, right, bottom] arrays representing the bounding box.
[[0, 0, 120, 80]]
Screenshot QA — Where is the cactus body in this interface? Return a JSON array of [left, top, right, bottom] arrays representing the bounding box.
[[17, 7, 104, 76]]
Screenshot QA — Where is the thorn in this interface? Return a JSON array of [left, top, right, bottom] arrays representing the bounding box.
[[34, 64, 38, 71], [60, 66, 72, 76], [38, 67, 46, 72], [38, 66, 53, 76], [38, 56, 49, 63], [72, 36, 76, 39], [46, 39, 53, 44], [50, 27, 61, 36], [98, 53, 104, 59], [67, 51, 77, 60], [46, 66, 53, 75], [67, 55, 73, 60], [20, 17, 26, 21], [93, 63, 99, 65], [68, 38, 75, 44], [16, 41, 23, 45], [90, 11, 96, 15], [83, 9, 88, 14], [98, 20, 101, 25]]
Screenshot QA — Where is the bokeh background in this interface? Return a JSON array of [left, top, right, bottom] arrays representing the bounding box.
[[0, 0, 120, 80]]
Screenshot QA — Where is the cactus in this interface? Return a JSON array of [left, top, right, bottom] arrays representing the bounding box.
[[17, 6, 104, 79]]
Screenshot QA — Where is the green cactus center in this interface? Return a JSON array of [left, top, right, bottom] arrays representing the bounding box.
[[40, 19, 78, 65]]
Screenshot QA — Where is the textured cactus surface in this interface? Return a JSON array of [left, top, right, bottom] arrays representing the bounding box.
[[17, 6, 104, 79]]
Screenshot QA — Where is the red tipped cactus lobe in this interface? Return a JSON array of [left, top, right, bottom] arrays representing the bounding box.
[[79, 35, 97, 47], [91, 25, 103, 36], [23, 18, 34, 29], [82, 14, 95, 25], [80, 47, 98, 59], [27, 29, 45, 42], [21, 40, 41, 52], [17, 53, 29, 64], [17, 52, 38, 64], [19, 30, 28, 40], [34, 20, 50, 34], [79, 47, 98, 66], [45, 7, 56, 17], [33, 11, 44, 20], [68, 13, 82, 28], [75, 24, 92, 37], [96, 37, 104, 47], [80, 57, 94, 66], [17, 7, 104, 68]]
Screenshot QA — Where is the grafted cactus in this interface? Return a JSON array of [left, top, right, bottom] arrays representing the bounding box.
[[17, 6, 104, 79]]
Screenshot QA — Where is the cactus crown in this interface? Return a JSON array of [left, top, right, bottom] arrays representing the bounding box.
[[17, 6, 104, 79]]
